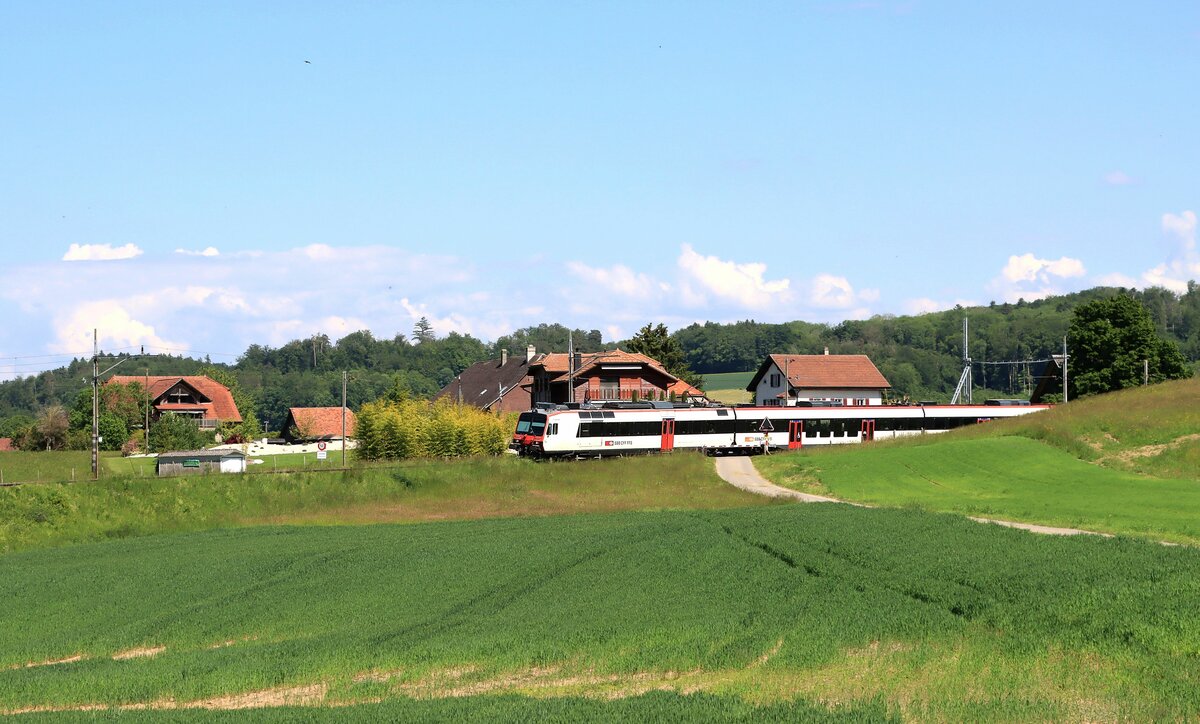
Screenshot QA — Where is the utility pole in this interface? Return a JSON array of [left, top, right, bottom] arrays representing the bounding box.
[[341, 370, 348, 468], [144, 367, 150, 451], [568, 329, 575, 405], [92, 329, 99, 480], [1144, 358, 1149, 385], [784, 357, 789, 407], [1062, 335, 1069, 403]]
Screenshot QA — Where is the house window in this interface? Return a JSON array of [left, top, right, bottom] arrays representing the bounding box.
[[769, 373, 780, 387], [855, 398, 868, 406]]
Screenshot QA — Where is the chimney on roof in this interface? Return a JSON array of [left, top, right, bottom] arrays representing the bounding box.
[[527, 345, 536, 362], [824, 347, 829, 355], [501, 348, 508, 366]]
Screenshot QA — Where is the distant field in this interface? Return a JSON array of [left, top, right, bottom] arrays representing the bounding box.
[[702, 370, 755, 391], [756, 376, 1200, 543], [2, 506, 1198, 719], [702, 371, 754, 404], [0, 453, 770, 554]]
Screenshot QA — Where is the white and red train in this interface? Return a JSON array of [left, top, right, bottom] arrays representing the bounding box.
[[511, 401, 1049, 458]]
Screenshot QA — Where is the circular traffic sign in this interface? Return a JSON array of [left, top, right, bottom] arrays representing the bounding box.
[[317, 441, 327, 451]]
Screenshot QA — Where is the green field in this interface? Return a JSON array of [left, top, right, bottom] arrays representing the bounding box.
[[702, 370, 754, 404], [0, 454, 769, 554], [0, 450, 94, 485], [756, 376, 1200, 543], [2, 506, 1198, 719]]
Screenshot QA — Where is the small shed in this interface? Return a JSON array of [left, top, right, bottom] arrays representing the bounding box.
[[156, 449, 247, 476]]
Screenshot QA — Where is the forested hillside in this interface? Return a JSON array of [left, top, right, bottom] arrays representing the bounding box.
[[2, 285, 1197, 435]]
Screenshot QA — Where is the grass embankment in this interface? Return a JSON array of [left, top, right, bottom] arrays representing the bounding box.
[[0, 453, 769, 554], [2, 506, 1198, 719], [702, 370, 754, 405], [756, 376, 1200, 542]]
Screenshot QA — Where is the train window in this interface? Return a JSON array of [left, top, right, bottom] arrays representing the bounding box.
[[547, 423, 558, 436], [717, 409, 729, 417], [515, 413, 533, 434], [603, 411, 616, 419]]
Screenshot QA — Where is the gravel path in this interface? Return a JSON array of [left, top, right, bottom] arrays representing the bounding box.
[[713, 455, 1110, 538]]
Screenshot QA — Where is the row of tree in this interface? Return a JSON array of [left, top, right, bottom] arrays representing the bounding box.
[[1, 285, 1197, 446]]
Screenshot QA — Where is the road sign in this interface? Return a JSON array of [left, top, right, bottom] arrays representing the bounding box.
[[317, 450, 327, 460], [317, 441, 327, 451], [759, 418, 774, 432]]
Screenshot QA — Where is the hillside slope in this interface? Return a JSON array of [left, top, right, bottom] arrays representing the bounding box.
[[756, 377, 1200, 542]]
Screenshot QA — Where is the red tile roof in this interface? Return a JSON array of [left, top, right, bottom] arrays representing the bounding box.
[[748, 355, 891, 391], [107, 375, 242, 422], [533, 349, 676, 381], [285, 407, 357, 439], [0, 437, 14, 452], [667, 379, 705, 397]]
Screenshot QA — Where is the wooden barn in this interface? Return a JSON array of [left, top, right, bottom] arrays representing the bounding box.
[[156, 449, 246, 476]]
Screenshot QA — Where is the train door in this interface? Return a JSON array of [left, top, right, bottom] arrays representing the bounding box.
[[860, 419, 876, 441], [788, 420, 803, 450], [660, 418, 675, 452]]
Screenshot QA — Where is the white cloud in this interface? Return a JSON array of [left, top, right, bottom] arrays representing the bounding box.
[[901, 297, 980, 315], [1000, 253, 1086, 283], [809, 274, 856, 308], [566, 262, 665, 299], [62, 243, 143, 261], [1162, 210, 1197, 249], [1093, 272, 1139, 288], [51, 300, 183, 354], [175, 246, 220, 257], [676, 244, 791, 309], [1103, 171, 1134, 186], [1135, 210, 1200, 293], [988, 253, 1086, 303]]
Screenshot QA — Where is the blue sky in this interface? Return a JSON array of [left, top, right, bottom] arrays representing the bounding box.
[[2, 2, 1198, 376]]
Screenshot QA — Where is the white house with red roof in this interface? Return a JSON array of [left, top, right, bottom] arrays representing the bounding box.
[[106, 375, 242, 429], [746, 353, 891, 407]]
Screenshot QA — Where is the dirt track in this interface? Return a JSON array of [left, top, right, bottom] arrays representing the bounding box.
[[713, 455, 1112, 539]]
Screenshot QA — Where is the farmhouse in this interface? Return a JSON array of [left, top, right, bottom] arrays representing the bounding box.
[[107, 375, 241, 429], [528, 349, 678, 405], [280, 406, 358, 443], [747, 353, 891, 406], [434, 347, 534, 413], [156, 449, 246, 476]]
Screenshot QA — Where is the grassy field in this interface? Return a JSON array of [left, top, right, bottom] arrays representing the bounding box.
[[0, 450, 94, 485], [702, 370, 754, 405], [0, 453, 771, 554], [756, 376, 1200, 542], [2, 505, 1198, 719]]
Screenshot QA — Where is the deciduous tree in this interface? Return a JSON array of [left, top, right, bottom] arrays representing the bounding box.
[[1068, 294, 1190, 397]]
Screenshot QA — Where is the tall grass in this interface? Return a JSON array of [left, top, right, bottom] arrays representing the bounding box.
[[0, 453, 769, 554]]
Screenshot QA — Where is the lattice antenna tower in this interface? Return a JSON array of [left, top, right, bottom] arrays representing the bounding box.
[[950, 316, 972, 404]]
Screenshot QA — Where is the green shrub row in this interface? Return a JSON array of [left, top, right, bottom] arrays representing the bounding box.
[[356, 399, 514, 461]]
